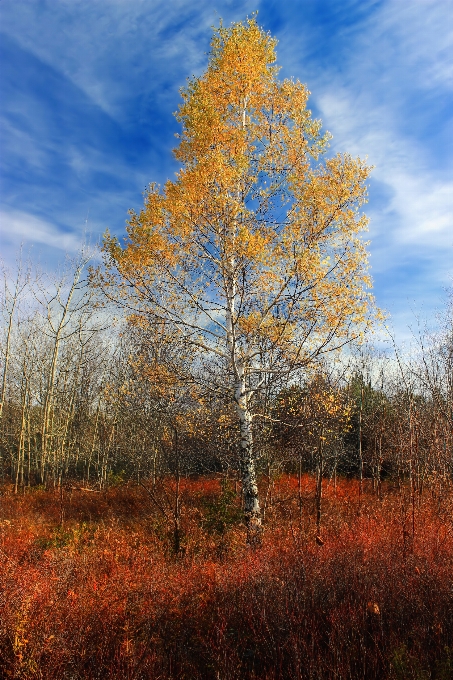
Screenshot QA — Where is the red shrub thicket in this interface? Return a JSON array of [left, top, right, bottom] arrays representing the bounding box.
[[0, 477, 452, 679]]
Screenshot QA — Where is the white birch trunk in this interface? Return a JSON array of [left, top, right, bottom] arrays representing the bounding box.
[[224, 93, 261, 537], [225, 254, 262, 534], [235, 372, 261, 535]]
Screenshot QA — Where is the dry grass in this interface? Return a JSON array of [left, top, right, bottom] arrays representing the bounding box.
[[1, 476, 452, 679]]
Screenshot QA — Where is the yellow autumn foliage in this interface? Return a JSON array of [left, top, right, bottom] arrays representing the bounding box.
[[103, 16, 379, 383]]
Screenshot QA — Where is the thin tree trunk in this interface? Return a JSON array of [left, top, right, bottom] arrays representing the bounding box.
[[173, 427, 182, 555], [26, 407, 31, 487], [298, 451, 303, 524], [358, 383, 364, 500], [0, 261, 26, 420], [15, 410, 26, 494], [41, 326, 62, 483], [15, 363, 29, 494], [409, 398, 415, 540], [86, 401, 101, 483], [315, 427, 324, 542], [59, 384, 76, 487], [377, 434, 382, 500], [39, 261, 85, 484], [262, 459, 273, 522]]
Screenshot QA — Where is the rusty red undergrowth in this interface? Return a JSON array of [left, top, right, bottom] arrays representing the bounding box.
[[0, 477, 452, 679]]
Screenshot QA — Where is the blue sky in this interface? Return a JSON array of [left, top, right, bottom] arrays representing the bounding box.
[[0, 0, 452, 341]]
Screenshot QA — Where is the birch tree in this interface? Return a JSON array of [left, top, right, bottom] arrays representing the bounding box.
[[0, 256, 30, 420], [102, 18, 377, 539], [34, 253, 103, 484]]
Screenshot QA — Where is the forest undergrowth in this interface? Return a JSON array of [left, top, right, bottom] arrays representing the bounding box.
[[1, 476, 452, 679]]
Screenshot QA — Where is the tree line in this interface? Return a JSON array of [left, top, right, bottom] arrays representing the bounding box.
[[1, 252, 451, 498]]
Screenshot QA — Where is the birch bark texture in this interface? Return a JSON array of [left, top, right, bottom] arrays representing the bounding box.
[[103, 18, 377, 534]]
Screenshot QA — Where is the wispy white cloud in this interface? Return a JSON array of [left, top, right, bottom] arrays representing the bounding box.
[[317, 90, 453, 249], [0, 209, 86, 254], [0, 0, 257, 120], [0, 0, 451, 340], [372, 0, 453, 92], [269, 0, 453, 337]]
